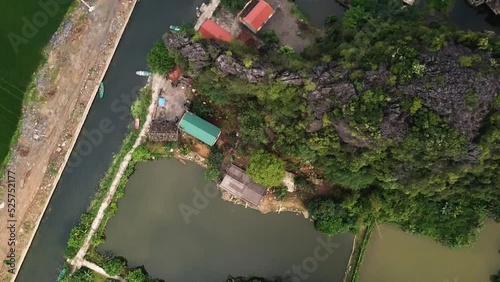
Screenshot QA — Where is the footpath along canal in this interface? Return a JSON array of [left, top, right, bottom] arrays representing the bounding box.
[[16, 0, 204, 281]]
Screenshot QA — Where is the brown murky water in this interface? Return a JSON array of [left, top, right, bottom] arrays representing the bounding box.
[[360, 220, 500, 282]]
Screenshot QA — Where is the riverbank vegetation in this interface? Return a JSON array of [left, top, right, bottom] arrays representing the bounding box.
[[62, 87, 165, 281], [162, 0, 500, 250]]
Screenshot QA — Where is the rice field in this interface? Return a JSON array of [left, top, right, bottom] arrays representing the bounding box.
[[0, 0, 73, 168]]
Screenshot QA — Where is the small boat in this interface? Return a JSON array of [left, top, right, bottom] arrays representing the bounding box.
[[56, 267, 67, 281], [135, 70, 152, 77], [99, 82, 104, 98], [134, 116, 140, 130], [170, 25, 181, 31]]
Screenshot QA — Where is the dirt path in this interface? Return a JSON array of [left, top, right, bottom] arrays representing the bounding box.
[[0, 0, 137, 280], [70, 75, 159, 270]]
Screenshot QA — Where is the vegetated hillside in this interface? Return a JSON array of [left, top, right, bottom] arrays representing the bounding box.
[[164, 0, 500, 247]]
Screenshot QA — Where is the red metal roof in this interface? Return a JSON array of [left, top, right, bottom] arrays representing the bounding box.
[[168, 65, 182, 82], [199, 19, 232, 42], [243, 0, 274, 32]]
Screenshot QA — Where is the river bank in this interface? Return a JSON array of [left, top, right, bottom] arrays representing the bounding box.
[[0, 0, 138, 280]]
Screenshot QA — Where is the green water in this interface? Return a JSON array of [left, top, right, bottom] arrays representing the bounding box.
[[100, 159, 354, 282], [0, 0, 73, 164], [360, 220, 500, 282]]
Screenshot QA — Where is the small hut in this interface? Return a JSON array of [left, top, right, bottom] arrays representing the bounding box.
[[148, 120, 178, 142], [219, 165, 267, 207]]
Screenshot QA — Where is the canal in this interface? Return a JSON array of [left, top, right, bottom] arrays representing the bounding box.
[[16, 0, 204, 281], [99, 159, 354, 282], [15, 0, 500, 281]]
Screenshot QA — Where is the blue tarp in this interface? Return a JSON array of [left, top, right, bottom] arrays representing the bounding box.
[[158, 97, 166, 107]]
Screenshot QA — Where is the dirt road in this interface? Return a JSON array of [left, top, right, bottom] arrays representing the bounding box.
[[0, 0, 137, 280]]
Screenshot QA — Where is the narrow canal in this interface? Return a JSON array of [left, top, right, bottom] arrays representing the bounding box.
[[16, 1, 204, 281], [99, 159, 354, 282]]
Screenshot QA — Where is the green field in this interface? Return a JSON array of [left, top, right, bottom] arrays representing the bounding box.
[[0, 0, 73, 171]]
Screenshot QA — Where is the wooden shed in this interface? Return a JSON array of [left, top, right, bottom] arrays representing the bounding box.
[[219, 165, 267, 207]]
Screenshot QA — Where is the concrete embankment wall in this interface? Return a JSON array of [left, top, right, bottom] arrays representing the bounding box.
[[10, 1, 138, 281]]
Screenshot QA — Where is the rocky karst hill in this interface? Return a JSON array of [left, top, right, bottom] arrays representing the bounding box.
[[165, 32, 500, 155]]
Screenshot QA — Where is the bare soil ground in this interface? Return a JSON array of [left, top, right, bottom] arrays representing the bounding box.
[[152, 76, 192, 121], [262, 0, 315, 52], [259, 192, 308, 215], [0, 0, 137, 280]]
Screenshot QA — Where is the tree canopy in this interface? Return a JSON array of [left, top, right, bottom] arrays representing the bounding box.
[[247, 150, 286, 188], [146, 40, 175, 74]]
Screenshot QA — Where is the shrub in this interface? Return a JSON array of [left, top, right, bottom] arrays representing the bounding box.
[[308, 197, 358, 235], [205, 147, 223, 182], [146, 40, 175, 74], [125, 268, 148, 282], [103, 258, 126, 276], [220, 0, 247, 12], [295, 176, 316, 194], [343, 6, 372, 29], [272, 185, 288, 201], [260, 30, 280, 45], [428, 0, 451, 12], [458, 55, 481, 67]]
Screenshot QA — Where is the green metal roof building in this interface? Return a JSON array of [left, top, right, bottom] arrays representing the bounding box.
[[178, 112, 221, 146]]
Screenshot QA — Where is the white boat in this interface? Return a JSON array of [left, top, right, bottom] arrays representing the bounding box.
[[136, 70, 152, 77], [170, 25, 181, 31]]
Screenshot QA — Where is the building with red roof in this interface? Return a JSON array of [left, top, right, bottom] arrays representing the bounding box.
[[168, 66, 182, 82], [238, 0, 275, 33], [198, 19, 232, 42]]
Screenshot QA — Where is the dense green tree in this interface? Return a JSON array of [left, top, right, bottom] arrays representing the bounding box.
[[103, 258, 126, 276], [205, 147, 224, 182], [247, 150, 286, 188], [161, 0, 500, 248], [146, 41, 175, 74], [307, 197, 359, 235], [125, 268, 148, 282]]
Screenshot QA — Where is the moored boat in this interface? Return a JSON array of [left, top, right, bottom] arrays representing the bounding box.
[[134, 116, 140, 130], [56, 267, 67, 281], [170, 25, 181, 31], [135, 70, 152, 77], [99, 82, 104, 98]]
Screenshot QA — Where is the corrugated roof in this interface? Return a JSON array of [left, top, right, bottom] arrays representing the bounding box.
[[178, 112, 221, 146], [243, 0, 274, 32], [199, 19, 232, 42], [220, 165, 267, 206]]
